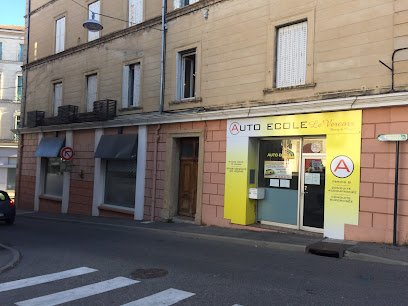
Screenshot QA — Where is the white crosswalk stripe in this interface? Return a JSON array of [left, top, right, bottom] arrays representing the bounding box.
[[122, 288, 195, 306], [0, 267, 97, 293], [15, 277, 140, 306]]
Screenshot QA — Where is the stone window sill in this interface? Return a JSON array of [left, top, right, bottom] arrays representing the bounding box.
[[170, 97, 202, 105], [39, 194, 62, 202], [264, 83, 316, 94], [118, 106, 143, 112], [98, 204, 134, 215]]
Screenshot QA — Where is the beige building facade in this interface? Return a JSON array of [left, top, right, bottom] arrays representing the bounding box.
[[16, 0, 408, 244]]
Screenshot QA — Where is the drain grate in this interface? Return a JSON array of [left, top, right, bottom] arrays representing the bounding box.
[[130, 268, 168, 279], [306, 241, 354, 258]]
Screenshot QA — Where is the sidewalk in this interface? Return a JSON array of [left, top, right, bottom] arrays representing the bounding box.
[[11, 210, 408, 267], [0, 243, 20, 274]]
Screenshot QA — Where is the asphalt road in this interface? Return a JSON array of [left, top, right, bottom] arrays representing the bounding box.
[[0, 216, 407, 306]]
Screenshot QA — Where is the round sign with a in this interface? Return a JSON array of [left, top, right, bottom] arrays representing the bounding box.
[[330, 155, 354, 178], [61, 147, 74, 161]]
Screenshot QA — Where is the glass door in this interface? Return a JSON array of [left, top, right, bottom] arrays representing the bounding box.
[[301, 156, 326, 231]]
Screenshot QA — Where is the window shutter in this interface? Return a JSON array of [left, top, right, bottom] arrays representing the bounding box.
[[129, 0, 143, 26], [133, 64, 141, 106], [190, 0, 199, 4], [122, 66, 130, 108], [19, 45, 24, 62], [88, 1, 100, 41], [0, 43, 2, 60], [276, 21, 307, 88], [17, 76, 23, 101], [174, 0, 182, 9]]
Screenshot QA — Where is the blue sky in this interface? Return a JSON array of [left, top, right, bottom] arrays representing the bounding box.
[[0, 0, 26, 26]]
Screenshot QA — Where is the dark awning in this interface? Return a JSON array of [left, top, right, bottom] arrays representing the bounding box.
[[94, 134, 138, 159], [34, 137, 66, 157]]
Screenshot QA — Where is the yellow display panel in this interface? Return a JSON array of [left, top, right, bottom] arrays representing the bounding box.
[[225, 110, 362, 239]]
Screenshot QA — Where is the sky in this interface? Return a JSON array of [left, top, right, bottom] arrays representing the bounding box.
[[0, 0, 26, 26]]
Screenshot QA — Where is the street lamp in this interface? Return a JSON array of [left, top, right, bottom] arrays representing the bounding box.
[[83, 11, 103, 32]]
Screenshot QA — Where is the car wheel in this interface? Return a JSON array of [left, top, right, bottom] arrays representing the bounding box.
[[5, 217, 15, 225]]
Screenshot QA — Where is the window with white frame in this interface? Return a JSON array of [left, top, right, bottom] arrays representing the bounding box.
[[86, 74, 98, 112], [276, 21, 307, 88], [174, 0, 199, 9], [122, 63, 141, 108], [128, 0, 143, 26], [177, 49, 196, 100], [55, 17, 65, 53], [53, 82, 63, 116], [88, 1, 100, 42]]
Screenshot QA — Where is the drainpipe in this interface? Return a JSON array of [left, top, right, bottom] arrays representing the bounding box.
[[159, 0, 167, 114], [151, 124, 161, 221], [21, 0, 31, 128]]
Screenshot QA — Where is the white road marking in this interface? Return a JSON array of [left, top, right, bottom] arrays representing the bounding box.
[[15, 277, 139, 306], [0, 267, 97, 293], [122, 288, 195, 306]]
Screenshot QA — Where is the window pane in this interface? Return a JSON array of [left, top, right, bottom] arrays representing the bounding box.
[[303, 138, 326, 153], [45, 158, 63, 196], [88, 1, 100, 42], [53, 82, 62, 116], [86, 74, 98, 112], [0, 43, 2, 60], [183, 53, 195, 99], [19, 44, 24, 62], [7, 168, 16, 190], [104, 159, 137, 208], [17, 76, 22, 101], [181, 142, 194, 157]]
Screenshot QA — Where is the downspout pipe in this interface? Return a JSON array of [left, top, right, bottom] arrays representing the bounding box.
[[379, 47, 408, 92], [151, 124, 161, 221], [159, 0, 167, 114], [21, 0, 31, 128]]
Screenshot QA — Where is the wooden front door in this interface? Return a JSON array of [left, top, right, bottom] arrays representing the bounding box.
[[178, 138, 199, 217]]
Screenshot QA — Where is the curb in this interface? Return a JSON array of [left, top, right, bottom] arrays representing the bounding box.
[[0, 243, 21, 274], [22, 215, 308, 253], [344, 251, 408, 267]]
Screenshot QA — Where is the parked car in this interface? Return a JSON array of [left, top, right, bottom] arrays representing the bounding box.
[[0, 190, 15, 225]]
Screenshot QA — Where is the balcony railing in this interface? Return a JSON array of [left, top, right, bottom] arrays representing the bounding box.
[[27, 100, 117, 128]]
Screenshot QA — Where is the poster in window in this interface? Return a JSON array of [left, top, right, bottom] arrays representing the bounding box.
[[264, 161, 292, 179]]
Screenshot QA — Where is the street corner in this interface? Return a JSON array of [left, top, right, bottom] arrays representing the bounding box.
[[0, 243, 21, 275]]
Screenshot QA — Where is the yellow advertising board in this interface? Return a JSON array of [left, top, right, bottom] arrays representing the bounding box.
[[224, 110, 362, 239]]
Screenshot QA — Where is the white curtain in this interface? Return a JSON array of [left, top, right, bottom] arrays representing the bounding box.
[[129, 0, 143, 26], [53, 83, 62, 116], [86, 74, 98, 112], [55, 17, 65, 53]]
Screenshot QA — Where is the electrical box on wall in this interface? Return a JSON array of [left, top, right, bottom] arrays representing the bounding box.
[[249, 188, 265, 200]]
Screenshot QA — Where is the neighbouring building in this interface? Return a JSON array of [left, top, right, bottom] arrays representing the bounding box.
[[16, 0, 408, 244], [0, 25, 24, 197]]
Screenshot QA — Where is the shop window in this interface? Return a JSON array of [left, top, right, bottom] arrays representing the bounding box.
[[55, 17, 65, 53], [7, 168, 16, 190], [258, 139, 300, 190], [174, 0, 199, 9], [276, 21, 307, 88], [86, 74, 98, 112], [44, 158, 64, 197], [104, 159, 137, 208], [122, 63, 141, 108], [177, 49, 196, 100], [128, 0, 143, 26], [88, 1, 100, 42]]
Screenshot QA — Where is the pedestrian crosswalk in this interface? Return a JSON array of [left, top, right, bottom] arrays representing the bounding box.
[[0, 267, 195, 305]]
